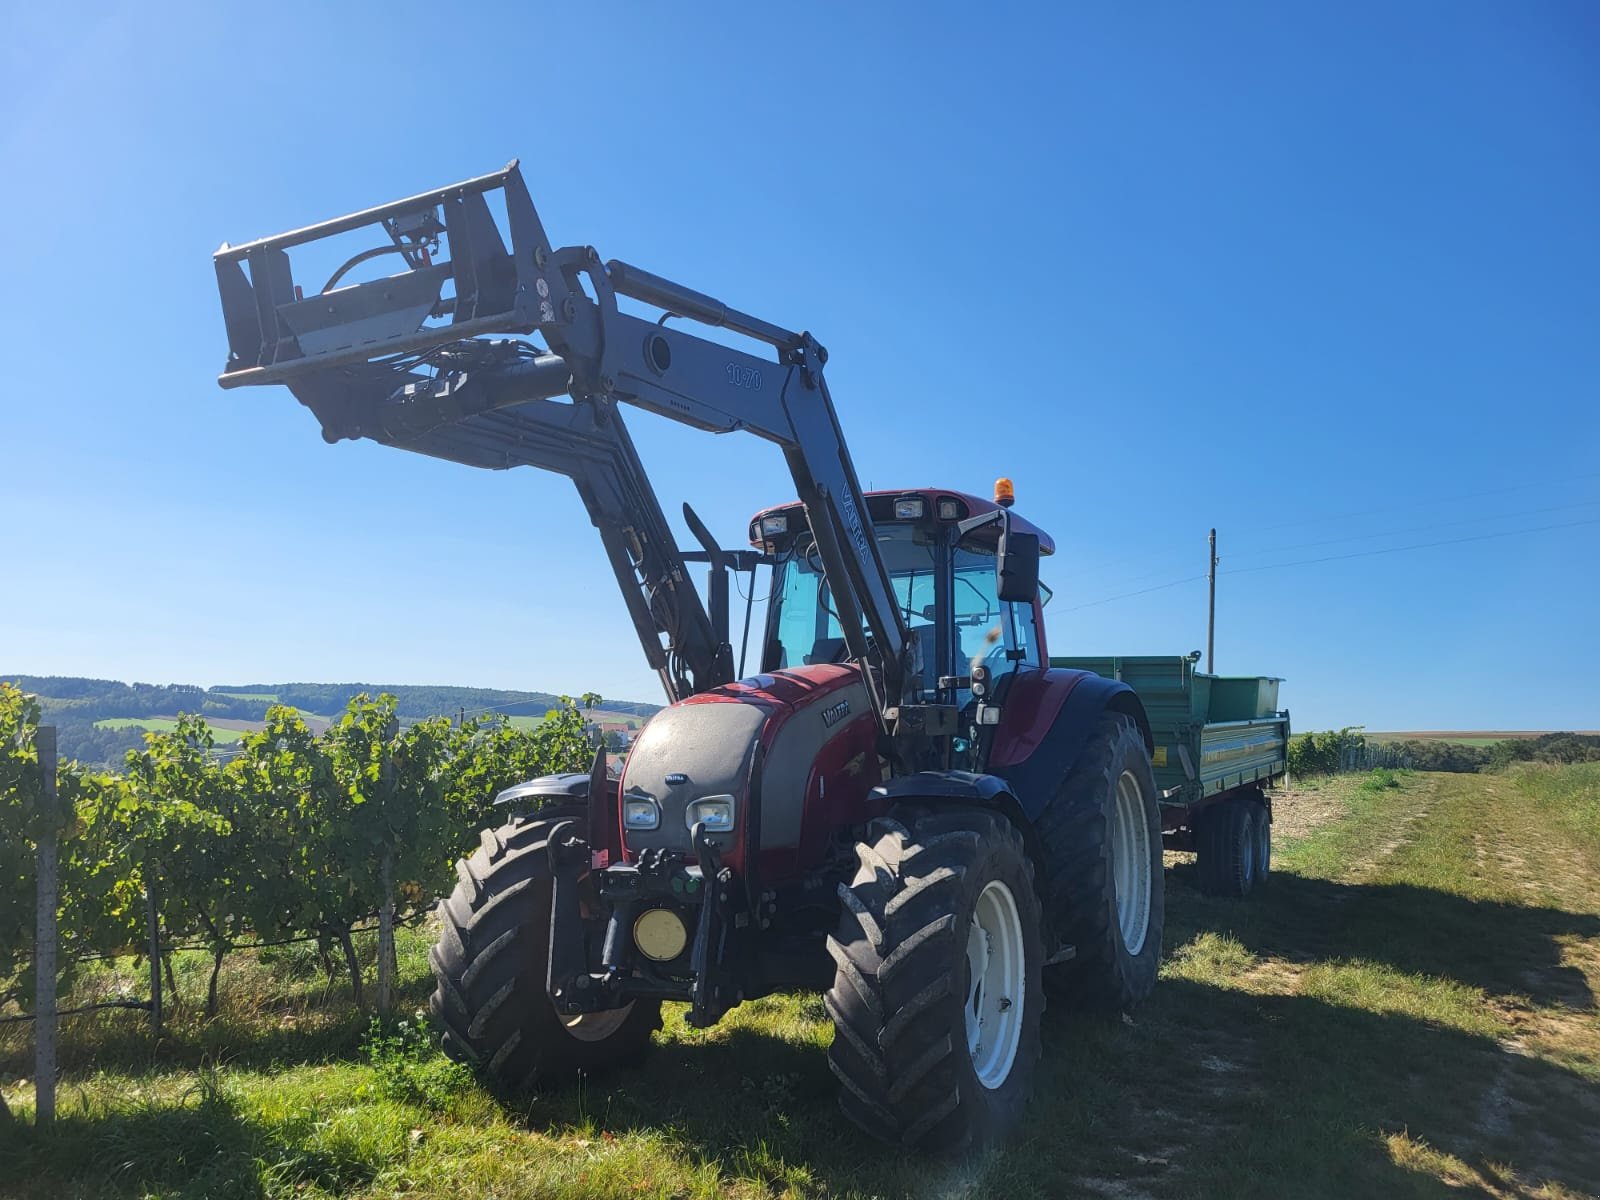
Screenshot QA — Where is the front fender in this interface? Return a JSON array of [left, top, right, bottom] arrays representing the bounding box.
[[872, 770, 1017, 808], [986, 668, 1152, 820]]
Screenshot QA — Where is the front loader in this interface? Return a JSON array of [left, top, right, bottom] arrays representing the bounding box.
[[213, 162, 1165, 1150]]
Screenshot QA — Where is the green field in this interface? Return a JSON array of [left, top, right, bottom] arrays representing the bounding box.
[[210, 691, 281, 702], [93, 717, 246, 744], [4, 768, 1597, 1198]]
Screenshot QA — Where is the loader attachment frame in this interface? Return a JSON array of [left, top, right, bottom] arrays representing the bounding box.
[[213, 162, 928, 737]]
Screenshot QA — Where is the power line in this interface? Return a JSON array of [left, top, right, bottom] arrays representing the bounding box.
[[1057, 516, 1600, 613], [1068, 469, 1600, 582], [1059, 574, 1207, 612], [1223, 498, 1600, 564], [1248, 469, 1600, 535], [1221, 516, 1600, 577]]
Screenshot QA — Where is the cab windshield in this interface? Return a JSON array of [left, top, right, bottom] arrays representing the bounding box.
[[764, 523, 1040, 696], [768, 526, 937, 672]]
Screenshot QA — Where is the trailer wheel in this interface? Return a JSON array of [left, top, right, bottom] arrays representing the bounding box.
[[1035, 713, 1165, 1011], [1195, 797, 1257, 898], [430, 813, 661, 1088], [1251, 799, 1272, 883], [825, 807, 1043, 1152]]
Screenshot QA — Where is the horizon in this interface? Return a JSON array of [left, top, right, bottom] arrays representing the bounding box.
[[8, 670, 1599, 738]]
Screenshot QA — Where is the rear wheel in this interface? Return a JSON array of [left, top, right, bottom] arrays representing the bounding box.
[[1195, 797, 1258, 898], [1036, 713, 1165, 1010], [430, 814, 661, 1088], [825, 807, 1043, 1151]]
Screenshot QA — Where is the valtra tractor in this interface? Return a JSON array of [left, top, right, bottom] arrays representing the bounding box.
[[212, 163, 1165, 1150]]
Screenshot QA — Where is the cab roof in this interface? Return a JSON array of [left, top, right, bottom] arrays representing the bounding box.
[[748, 488, 1056, 555]]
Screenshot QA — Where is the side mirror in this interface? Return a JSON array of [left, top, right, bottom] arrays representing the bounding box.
[[997, 529, 1040, 603]]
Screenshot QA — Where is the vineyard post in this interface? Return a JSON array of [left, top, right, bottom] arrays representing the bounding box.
[[377, 851, 394, 1016], [376, 717, 398, 1017], [34, 726, 58, 1127], [146, 884, 162, 1036]]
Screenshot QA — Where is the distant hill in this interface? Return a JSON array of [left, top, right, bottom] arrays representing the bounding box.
[[1, 675, 660, 770]]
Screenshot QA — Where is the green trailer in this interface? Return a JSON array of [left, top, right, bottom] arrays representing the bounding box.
[[1050, 654, 1288, 898]]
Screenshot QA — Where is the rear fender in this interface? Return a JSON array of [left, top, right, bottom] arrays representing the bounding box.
[[986, 668, 1152, 821]]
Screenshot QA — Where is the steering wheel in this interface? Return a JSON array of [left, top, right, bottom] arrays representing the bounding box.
[[953, 575, 995, 627]]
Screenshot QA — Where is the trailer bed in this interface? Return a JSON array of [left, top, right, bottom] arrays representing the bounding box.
[[1050, 655, 1289, 816]]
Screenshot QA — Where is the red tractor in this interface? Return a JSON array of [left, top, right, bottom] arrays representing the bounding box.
[[213, 163, 1163, 1150]]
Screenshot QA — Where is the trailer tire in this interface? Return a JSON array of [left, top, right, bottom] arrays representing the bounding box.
[[1251, 799, 1271, 883], [430, 813, 661, 1089], [826, 807, 1043, 1152], [1195, 797, 1257, 898], [1035, 713, 1165, 1011]]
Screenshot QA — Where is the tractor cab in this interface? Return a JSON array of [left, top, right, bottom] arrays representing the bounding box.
[[748, 485, 1056, 713]]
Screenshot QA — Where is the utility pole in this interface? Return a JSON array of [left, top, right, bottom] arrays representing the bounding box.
[[1206, 528, 1218, 674]]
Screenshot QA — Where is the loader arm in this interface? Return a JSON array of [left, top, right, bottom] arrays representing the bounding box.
[[213, 162, 912, 721]]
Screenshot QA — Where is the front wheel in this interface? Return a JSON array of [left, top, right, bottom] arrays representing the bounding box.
[[825, 807, 1044, 1151], [430, 815, 661, 1089]]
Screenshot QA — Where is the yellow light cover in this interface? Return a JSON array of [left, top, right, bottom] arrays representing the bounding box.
[[634, 907, 689, 962], [994, 477, 1016, 508]]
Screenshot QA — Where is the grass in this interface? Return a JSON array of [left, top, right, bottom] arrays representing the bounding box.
[[92, 718, 245, 744], [1508, 762, 1600, 862], [3, 768, 1598, 1197]]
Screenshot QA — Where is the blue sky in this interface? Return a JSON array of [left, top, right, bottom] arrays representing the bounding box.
[[3, 2, 1596, 731]]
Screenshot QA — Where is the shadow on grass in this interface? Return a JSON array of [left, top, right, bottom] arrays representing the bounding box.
[[0, 1089, 268, 1200], [1171, 864, 1600, 1010], [481, 972, 1600, 1199], [0, 1077, 401, 1200], [0, 975, 437, 1082], [10, 977, 1599, 1198]]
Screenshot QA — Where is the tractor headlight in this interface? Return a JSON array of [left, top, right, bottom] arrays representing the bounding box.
[[760, 515, 788, 536], [686, 795, 736, 833], [893, 497, 926, 520], [623, 796, 661, 830]]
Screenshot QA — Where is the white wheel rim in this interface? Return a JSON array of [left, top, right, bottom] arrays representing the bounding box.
[[563, 1003, 633, 1042], [1111, 770, 1153, 956], [965, 879, 1026, 1090]]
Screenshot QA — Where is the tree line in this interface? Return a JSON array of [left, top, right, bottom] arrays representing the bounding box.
[[1288, 726, 1600, 776], [1, 674, 660, 770], [1, 681, 602, 1017]]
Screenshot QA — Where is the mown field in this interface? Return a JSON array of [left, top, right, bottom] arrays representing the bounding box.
[[91, 718, 247, 743], [1368, 731, 1600, 747], [3, 766, 1597, 1199]]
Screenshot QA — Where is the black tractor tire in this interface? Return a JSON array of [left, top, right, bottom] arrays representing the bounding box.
[[430, 814, 661, 1089], [825, 806, 1044, 1152], [1195, 796, 1258, 898], [1035, 713, 1165, 1011]]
